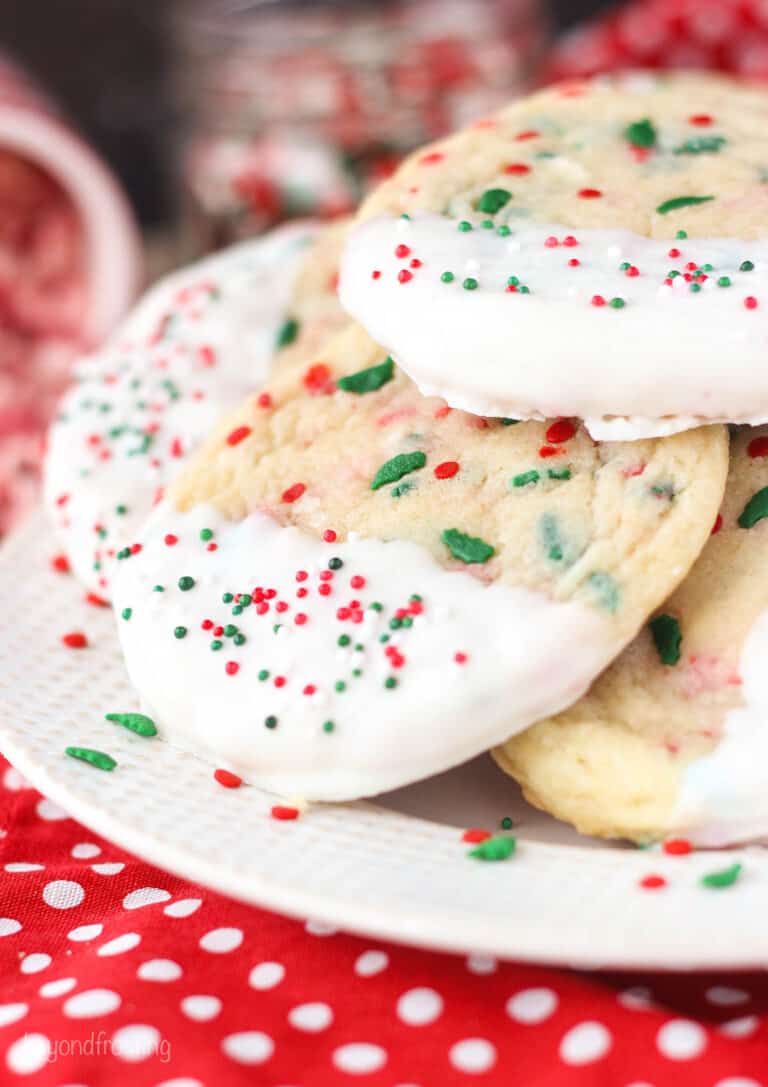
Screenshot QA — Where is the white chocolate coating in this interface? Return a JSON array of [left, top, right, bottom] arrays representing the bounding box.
[[340, 212, 768, 438], [44, 223, 319, 596], [112, 502, 619, 801]]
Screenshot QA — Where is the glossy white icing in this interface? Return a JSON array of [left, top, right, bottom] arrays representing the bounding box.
[[340, 212, 768, 438], [112, 503, 619, 801]]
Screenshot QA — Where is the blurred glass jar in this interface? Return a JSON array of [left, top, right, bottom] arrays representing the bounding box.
[[173, 0, 548, 247]]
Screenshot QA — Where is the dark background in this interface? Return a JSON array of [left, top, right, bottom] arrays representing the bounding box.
[[0, 0, 612, 226]]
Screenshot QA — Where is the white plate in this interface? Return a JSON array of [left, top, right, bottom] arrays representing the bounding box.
[[1, 511, 764, 970]]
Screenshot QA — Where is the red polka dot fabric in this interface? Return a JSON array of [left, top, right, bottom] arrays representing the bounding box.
[[1, 756, 768, 1085]]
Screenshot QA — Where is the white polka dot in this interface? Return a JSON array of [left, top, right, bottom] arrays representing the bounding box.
[[713, 1079, 765, 1087], [36, 798, 68, 821], [4, 863, 44, 873], [68, 923, 103, 942], [163, 898, 202, 918], [449, 1038, 497, 1074], [0, 918, 21, 937], [506, 987, 558, 1025], [354, 950, 388, 977], [618, 986, 653, 1010], [20, 953, 51, 975], [112, 1024, 162, 1062], [137, 959, 183, 982], [39, 977, 77, 998], [97, 932, 141, 957], [71, 842, 101, 859], [3, 767, 28, 791], [396, 988, 444, 1027], [122, 887, 171, 910], [333, 1043, 387, 1075], [718, 1016, 759, 1039], [656, 1019, 707, 1061], [181, 995, 222, 1022], [155, 1080, 204, 1087], [305, 919, 337, 936], [288, 1002, 333, 1032], [6, 1032, 50, 1074], [42, 879, 84, 910], [0, 1003, 27, 1027], [249, 961, 285, 990], [706, 986, 749, 1007], [199, 927, 243, 953], [63, 988, 121, 1019], [92, 863, 125, 876], [221, 1031, 275, 1065], [560, 1021, 612, 1065], [465, 954, 497, 975]]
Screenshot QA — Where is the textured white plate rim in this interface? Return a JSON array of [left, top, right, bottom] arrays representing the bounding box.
[[1, 511, 765, 972]]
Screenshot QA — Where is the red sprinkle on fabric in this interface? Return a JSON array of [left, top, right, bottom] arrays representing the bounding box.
[[434, 460, 460, 479], [578, 188, 603, 198], [662, 838, 693, 856], [214, 768, 242, 789], [282, 482, 306, 504], [271, 805, 300, 821], [745, 296, 759, 310], [398, 269, 413, 284], [639, 874, 667, 890], [395, 244, 411, 259], [62, 632, 88, 649], [256, 393, 272, 409], [51, 554, 70, 574], [225, 661, 240, 676], [505, 163, 531, 175], [545, 419, 576, 444], [454, 652, 468, 664], [165, 534, 178, 546], [591, 294, 606, 307], [226, 425, 252, 447], [689, 113, 713, 125], [462, 828, 492, 843]]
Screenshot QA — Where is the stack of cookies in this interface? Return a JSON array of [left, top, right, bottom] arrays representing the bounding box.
[[47, 72, 768, 848]]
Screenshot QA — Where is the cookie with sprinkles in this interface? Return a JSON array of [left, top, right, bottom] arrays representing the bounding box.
[[43, 221, 346, 598], [494, 426, 768, 846], [111, 323, 727, 801], [340, 72, 768, 439]]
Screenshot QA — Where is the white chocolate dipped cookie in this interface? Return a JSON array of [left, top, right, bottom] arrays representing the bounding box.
[[44, 221, 346, 597], [340, 72, 768, 439], [494, 427, 768, 847], [111, 323, 727, 801]]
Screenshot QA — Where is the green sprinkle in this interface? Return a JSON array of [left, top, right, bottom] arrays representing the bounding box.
[[440, 271, 454, 283], [676, 230, 688, 239], [481, 219, 494, 229], [656, 195, 715, 215], [338, 634, 351, 647], [264, 715, 278, 729], [239, 594, 252, 607], [258, 669, 270, 681], [211, 639, 223, 651], [649, 613, 681, 666], [588, 571, 620, 613], [499, 418, 519, 426], [690, 282, 702, 293], [410, 594, 422, 602], [379, 633, 390, 643], [717, 276, 731, 287], [519, 285, 530, 294], [500, 816, 514, 830], [512, 469, 540, 488], [701, 862, 742, 889], [390, 481, 414, 498], [371, 451, 426, 490], [335, 680, 346, 692], [116, 504, 127, 515], [323, 720, 335, 733], [174, 626, 187, 639], [624, 118, 657, 148], [384, 676, 398, 689], [105, 712, 157, 737], [674, 135, 726, 155], [337, 357, 394, 395], [222, 592, 234, 603], [370, 602, 383, 612], [462, 277, 478, 291], [497, 225, 511, 237], [547, 467, 571, 481], [276, 316, 299, 349], [741, 260, 755, 272], [539, 513, 565, 563], [233, 633, 246, 646], [232, 605, 243, 616], [458, 220, 473, 232], [121, 608, 132, 621], [738, 486, 768, 528], [178, 576, 195, 592], [65, 747, 117, 771], [468, 835, 516, 861], [153, 585, 164, 593], [200, 528, 213, 541], [507, 275, 519, 287], [224, 624, 237, 637], [442, 528, 495, 564], [477, 188, 512, 214], [609, 296, 626, 309], [328, 557, 343, 570]]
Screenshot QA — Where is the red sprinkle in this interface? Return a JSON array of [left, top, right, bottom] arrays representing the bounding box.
[[85, 592, 109, 608], [668, 247, 681, 259], [303, 363, 334, 395], [350, 575, 366, 589], [745, 296, 759, 310], [225, 661, 240, 676], [294, 613, 308, 626], [662, 838, 693, 856], [515, 129, 540, 141], [62, 632, 88, 649], [282, 482, 306, 504], [434, 460, 460, 479], [256, 392, 272, 409], [544, 235, 559, 248], [454, 652, 468, 664], [748, 436, 768, 458], [505, 163, 531, 175], [545, 419, 576, 444], [395, 244, 411, 258], [398, 269, 413, 284], [639, 874, 667, 890], [578, 187, 603, 199], [214, 768, 242, 789], [371, 270, 381, 280], [51, 553, 70, 574], [568, 258, 580, 267], [226, 425, 252, 447], [591, 294, 606, 307], [538, 445, 566, 459], [322, 529, 337, 543], [419, 151, 445, 166], [271, 805, 300, 821], [689, 113, 713, 126], [462, 828, 492, 843], [711, 513, 723, 535], [164, 534, 178, 546]]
